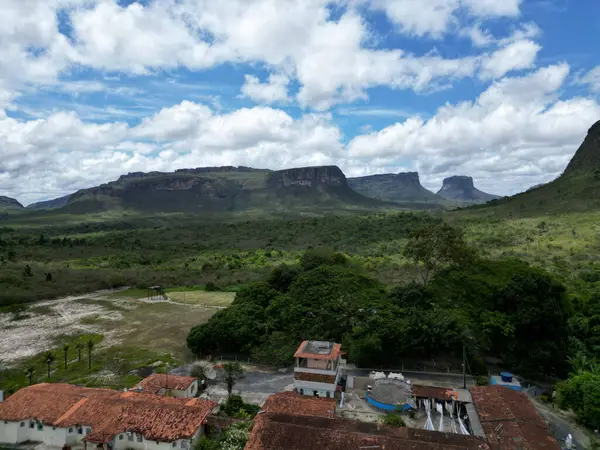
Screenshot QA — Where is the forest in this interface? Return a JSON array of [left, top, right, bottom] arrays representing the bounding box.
[[187, 222, 597, 379]]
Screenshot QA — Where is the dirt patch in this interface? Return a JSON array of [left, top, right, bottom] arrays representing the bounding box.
[[166, 291, 235, 307], [0, 289, 218, 367]]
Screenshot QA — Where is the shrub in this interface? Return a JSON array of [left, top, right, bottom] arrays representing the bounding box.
[[205, 282, 218, 292], [383, 414, 405, 427]]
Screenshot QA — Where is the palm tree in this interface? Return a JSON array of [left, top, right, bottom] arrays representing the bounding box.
[[44, 352, 55, 379], [87, 340, 94, 370], [76, 342, 84, 363], [63, 344, 70, 370], [25, 367, 34, 386]]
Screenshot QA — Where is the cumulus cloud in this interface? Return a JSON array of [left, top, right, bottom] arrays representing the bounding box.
[[347, 64, 600, 194], [479, 40, 541, 80], [240, 74, 290, 104], [577, 66, 600, 93]]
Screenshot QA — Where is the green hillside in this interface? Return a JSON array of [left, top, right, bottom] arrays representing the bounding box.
[[457, 120, 600, 218]]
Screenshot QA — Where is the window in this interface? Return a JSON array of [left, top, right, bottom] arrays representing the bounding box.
[[69, 428, 73, 433], [181, 440, 189, 449], [172, 442, 177, 448], [86, 428, 92, 434], [4, 421, 7, 424], [119, 435, 124, 440], [29, 421, 35, 429], [128, 433, 134, 442], [20, 422, 25, 427], [53, 426, 56, 430], [78, 427, 83, 434], [37, 423, 43, 431], [137, 434, 143, 442]]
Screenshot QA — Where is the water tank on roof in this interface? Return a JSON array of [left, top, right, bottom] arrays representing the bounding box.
[[500, 372, 513, 382]]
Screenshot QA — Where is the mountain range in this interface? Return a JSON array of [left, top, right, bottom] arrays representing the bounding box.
[[3, 119, 599, 216]]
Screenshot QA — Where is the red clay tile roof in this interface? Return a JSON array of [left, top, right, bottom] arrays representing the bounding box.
[[136, 373, 197, 394], [0, 384, 217, 444], [293, 341, 342, 360], [470, 386, 561, 450], [412, 385, 459, 401], [244, 413, 490, 450], [261, 392, 336, 418]]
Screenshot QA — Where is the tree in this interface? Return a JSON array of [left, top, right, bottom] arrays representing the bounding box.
[[44, 351, 55, 379], [403, 222, 472, 285], [382, 414, 406, 427], [224, 362, 243, 395], [87, 339, 94, 370], [63, 344, 70, 370], [25, 367, 34, 386], [22, 264, 33, 278], [76, 342, 84, 363]]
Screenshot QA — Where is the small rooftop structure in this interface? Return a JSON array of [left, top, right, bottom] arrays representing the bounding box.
[[135, 373, 198, 395], [294, 340, 341, 360], [412, 385, 459, 401], [490, 372, 521, 391]]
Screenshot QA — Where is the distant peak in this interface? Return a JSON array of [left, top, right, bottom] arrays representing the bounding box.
[[441, 176, 474, 189], [563, 120, 600, 176]]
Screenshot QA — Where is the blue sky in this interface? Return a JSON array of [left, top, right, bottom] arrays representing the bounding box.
[[1, 0, 599, 205]]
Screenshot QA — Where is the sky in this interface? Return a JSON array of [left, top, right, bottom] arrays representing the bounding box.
[[1, 0, 600, 205]]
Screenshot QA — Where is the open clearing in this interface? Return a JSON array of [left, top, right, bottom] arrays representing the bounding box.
[[0, 288, 229, 390], [166, 290, 234, 307]]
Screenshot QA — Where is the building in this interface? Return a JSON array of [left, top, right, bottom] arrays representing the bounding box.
[[293, 340, 342, 398], [243, 385, 561, 450], [261, 391, 336, 418], [0, 383, 217, 450], [470, 385, 561, 450], [134, 373, 199, 398]]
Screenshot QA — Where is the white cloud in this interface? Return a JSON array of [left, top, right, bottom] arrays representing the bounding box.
[[461, 0, 522, 17], [240, 73, 290, 104], [347, 64, 600, 194], [479, 39, 541, 80], [577, 66, 600, 93]]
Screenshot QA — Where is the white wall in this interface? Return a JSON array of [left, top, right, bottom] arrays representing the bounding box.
[[307, 359, 329, 370], [0, 420, 70, 446], [113, 427, 201, 450], [170, 381, 198, 398]]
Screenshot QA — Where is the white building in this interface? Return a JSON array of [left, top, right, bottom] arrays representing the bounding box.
[[134, 373, 199, 398], [293, 340, 342, 399], [0, 383, 217, 450]]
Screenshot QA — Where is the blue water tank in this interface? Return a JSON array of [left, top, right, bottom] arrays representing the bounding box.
[[500, 372, 513, 382]]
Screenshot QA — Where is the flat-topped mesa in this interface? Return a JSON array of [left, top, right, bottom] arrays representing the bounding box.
[[439, 175, 475, 191], [563, 120, 600, 176], [437, 175, 499, 204], [268, 166, 347, 188], [347, 171, 444, 204]]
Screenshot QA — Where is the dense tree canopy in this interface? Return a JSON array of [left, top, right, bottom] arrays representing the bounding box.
[[187, 247, 572, 378]]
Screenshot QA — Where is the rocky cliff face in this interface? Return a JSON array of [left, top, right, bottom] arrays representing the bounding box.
[[563, 121, 600, 176], [436, 176, 499, 204], [267, 166, 347, 188], [0, 196, 24, 209], [348, 172, 444, 204]]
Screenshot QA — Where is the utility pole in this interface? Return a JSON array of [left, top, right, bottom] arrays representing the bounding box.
[[462, 345, 467, 389]]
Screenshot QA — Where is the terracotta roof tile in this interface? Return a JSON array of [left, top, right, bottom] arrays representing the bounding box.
[[294, 341, 342, 360], [470, 386, 561, 450], [412, 385, 459, 401], [261, 392, 336, 418], [244, 413, 490, 450], [136, 374, 197, 394], [0, 384, 217, 444]]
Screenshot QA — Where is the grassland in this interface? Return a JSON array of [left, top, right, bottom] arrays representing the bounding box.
[[0, 288, 233, 393]]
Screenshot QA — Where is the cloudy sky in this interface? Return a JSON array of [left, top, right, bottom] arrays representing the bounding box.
[[1, 0, 599, 205]]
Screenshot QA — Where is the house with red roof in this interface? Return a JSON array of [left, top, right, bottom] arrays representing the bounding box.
[[0, 383, 217, 450], [293, 340, 342, 399]]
